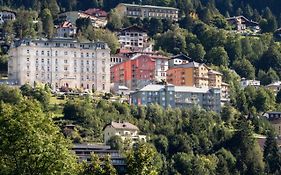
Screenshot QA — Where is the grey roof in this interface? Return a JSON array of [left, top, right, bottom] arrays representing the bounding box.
[[104, 121, 139, 131], [173, 61, 205, 68], [119, 3, 179, 10], [174, 86, 210, 93], [208, 70, 223, 75], [137, 84, 211, 93]]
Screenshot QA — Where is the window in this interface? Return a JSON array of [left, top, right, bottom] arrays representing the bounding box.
[[86, 60, 89, 65], [27, 50, 30, 54], [27, 65, 29, 69], [86, 53, 89, 57], [55, 59, 58, 64], [64, 51, 68, 55], [36, 50, 38, 55], [55, 51, 58, 56], [102, 75, 105, 80], [102, 83, 105, 90], [47, 51, 50, 56], [55, 67, 58, 71], [64, 67, 68, 71], [74, 52, 77, 57], [102, 59, 105, 64], [27, 58, 29, 62], [41, 59, 44, 63], [81, 52, 84, 58], [41, 51, 44, 55], [64, 60, 67, 63], [92, 53, 95, 57]]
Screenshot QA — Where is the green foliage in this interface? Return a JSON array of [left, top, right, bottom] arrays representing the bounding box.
[[126, 143, 160, 175], [0, 98, 78, 174], [41, 8, 54, 38], [106, 135, 123, 150]]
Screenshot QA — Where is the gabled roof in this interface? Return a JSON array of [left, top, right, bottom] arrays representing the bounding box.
[[84, 8, 107, 17], [226, 15, 259, 25], [103, 121, 139, 131], [171, 53, 192, 61], [119, 25, 147, 33]]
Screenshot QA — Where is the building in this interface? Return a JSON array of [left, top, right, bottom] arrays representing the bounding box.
[[221, 82, 230, 105], [240, 78, 260, 88], [266, 81, 281, 94], [110, 54, 169, 91], [117, 25, 149, 51], [78, 12, 108, 28], [130, 84, 221, 112], [226, 16, 260, 33], [55, 21, 77, 38], [264, 112, 281, 136], [0, 10, 16, 24], [116, 3, 179, 21], [110, 55, 128, 67], [168, 53, 192, 68], [103, 121, 146, 144], [8, 38, 111, 92], [167, 62, 223, 88], [72, 144, 126, 172]]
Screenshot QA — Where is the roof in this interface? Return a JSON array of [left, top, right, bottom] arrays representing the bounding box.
[[137, 84, 211, 93], [226, 15, 259, 25], [171, 53, 192, 61], [120, 25, 147, 33], [174, 86, 210, 93], [59, 21, 76, 28], [173, 61, 205, 68], [84, 8, 107, 17], [208, 70, 223, 75], [267, 81, 281, 87], [118, 3, 179, 10], [103, 121, 139, 131], [118, 85, 129, 90]]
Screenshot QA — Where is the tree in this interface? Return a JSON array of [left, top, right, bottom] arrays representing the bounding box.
[[106, 135, 123, 150], [126, 143, 160, 175], [276, 89, 281, 103], [107, 9, 123, 30], [233, 58, 255, 79], [0, 98, 78, 174], [103, 154, 117, 175], [263, 129, 281, 174], [0, 85, 22, 104], [206, 46, 229, 66], [41, 8, 54, 38]]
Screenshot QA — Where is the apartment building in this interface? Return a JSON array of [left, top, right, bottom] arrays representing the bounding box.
[[103, 121, 146, 144], [116, 3, 179, 21], [167, 62, 223, 88], [110, 54, 169, 91], [8, 38, 111, 92], [130, 84, 221, 113], [0, 10, 16, 24], [117, 25, 149, 51]]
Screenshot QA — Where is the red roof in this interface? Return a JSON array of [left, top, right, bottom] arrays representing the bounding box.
[[84, 8, 107, 17], [60, 21, 75, 28]]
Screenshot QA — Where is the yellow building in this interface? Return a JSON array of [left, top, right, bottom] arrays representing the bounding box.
[[167, 62, 223, 88]]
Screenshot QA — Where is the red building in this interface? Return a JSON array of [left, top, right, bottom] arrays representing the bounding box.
[[111, 55, 156, 90]]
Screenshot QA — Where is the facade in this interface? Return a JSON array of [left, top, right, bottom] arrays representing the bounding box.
[[167, 62, 223, 88], [8, 38, 111, 92], [226, 16, 260, 33], [56, 21, 77, 37], [103, 121, 146, 144], [116, 3, 179, 21], [117, 25, 149, 51], [130, 84, 221, 113], [221, 82, 230, 105], [266, 81, 281, 94], [110, 54, 169, 91], [72, 144, 126, 172], [264, 112, 281, 136], [0, 10, 16, 24], [240, 78, 260, 88]]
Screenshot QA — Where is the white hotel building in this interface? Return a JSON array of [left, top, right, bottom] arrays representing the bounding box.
[[8, 38, 111, 92]]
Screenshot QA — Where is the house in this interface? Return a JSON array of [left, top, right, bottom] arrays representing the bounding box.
[[266, 81, 281, 94], [103, 121, 146, 144], [221, 82, 230, 105], [112, 85, 130, 96], [168, 53, 192, 68], [55, 21, 77, 37], [240, 78, 260, 88], [117, 25, 149, 51], [0, 10, 16, 24], [72, 144, 126, 172], [116, 3, 179, 21], [226, 16, 260, 33], [264, 112, 281, 136], [130, 84, 221, 113], [8, 38, 111, 92]]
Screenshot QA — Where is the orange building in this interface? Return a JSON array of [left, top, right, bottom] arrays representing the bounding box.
[[167, 62, 223, 88]]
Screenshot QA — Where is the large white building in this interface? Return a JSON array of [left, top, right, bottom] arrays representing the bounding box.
[[8, 38, 111, 92]]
